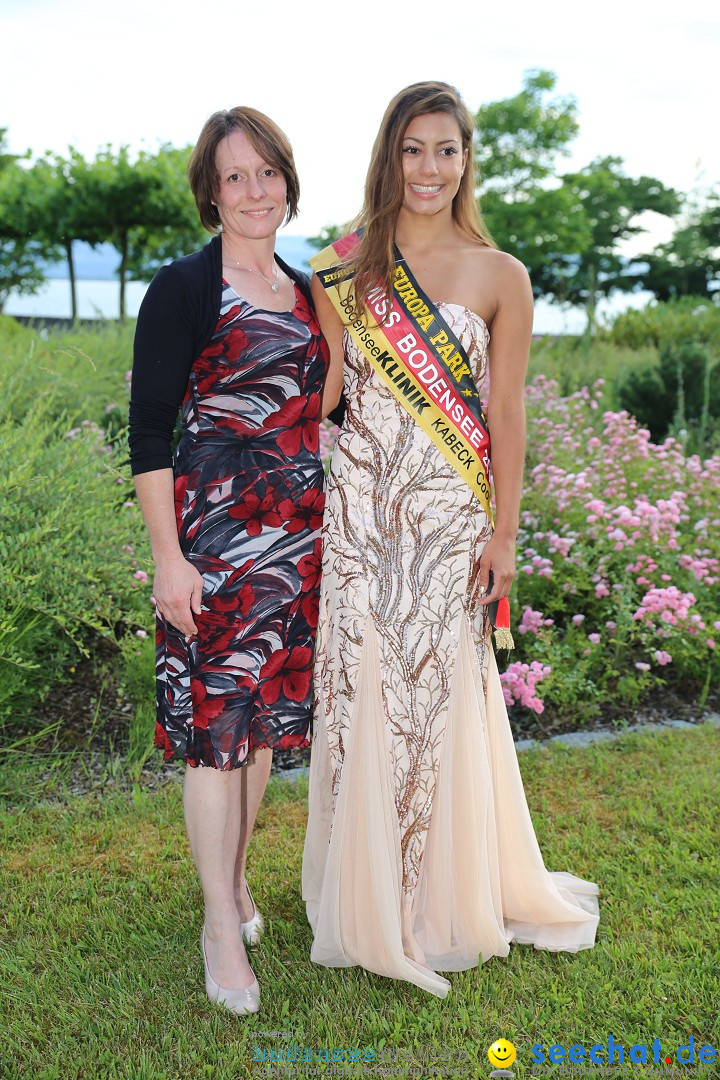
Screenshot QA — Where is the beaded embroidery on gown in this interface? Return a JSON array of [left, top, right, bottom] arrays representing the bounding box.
[[302, 304, 599, 997]]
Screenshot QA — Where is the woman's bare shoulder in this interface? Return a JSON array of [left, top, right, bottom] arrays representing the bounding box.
[[471, 245, 529, 280], [464, 244, 532, 320]]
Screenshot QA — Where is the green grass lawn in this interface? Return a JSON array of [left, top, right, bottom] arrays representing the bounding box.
[[2, 725, 719, 1079]]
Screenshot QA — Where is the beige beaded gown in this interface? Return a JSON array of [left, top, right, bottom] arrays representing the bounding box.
[[302, 304, 599, 997]]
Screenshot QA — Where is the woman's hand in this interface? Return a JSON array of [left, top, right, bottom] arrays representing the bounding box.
[[473, 532, 516, 608], [133, 470, 203, 637], [153, 555, 205, 637]]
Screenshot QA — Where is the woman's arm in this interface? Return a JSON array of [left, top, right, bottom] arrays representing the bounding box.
[[130, 264, 205, 636], [311, 274, 345, 421], [476, 254, 533, 607], [134, 470, 204, 637]]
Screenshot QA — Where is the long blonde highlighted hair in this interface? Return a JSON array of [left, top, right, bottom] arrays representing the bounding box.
[[349, 81, 494, 318]]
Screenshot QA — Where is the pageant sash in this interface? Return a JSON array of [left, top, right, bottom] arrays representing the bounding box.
[[310, 231, 514, 648], [310, 232, 493, 518]]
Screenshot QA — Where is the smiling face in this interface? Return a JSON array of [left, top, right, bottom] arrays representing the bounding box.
[[213, 129, 287, 245], [400, 111, 468, 218], [488, 1040, 517, 1068]]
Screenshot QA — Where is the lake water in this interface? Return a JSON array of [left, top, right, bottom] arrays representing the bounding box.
[[4, 238, 653, 334]]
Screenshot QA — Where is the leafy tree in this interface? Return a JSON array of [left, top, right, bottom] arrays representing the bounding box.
[[124, 145, 207, 284], [307, 223, 346, 251], [634, 191, 720, 301], [474, 74, 681, 335], [558, 157, 680, 336], [0, 137, 207, 321], [71, 147, 162, 322], [480, 185, 592, 301], [636, 227, 719, 302], [475, 69, 579, 189], [698, 195, 720, 246], [72, 144, 205, 321], [0, 130, 53, 313], [0, 129, 17, 171], [474, 70, 592, 297], [22, 149, 106, 322]]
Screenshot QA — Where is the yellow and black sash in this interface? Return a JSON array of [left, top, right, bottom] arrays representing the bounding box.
[[311, 231, 493, 518], [310, 231, 514, 648]]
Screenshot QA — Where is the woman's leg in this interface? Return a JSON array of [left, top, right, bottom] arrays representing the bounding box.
[[183, 765, 255, 989], [233, 747, 273, 921]]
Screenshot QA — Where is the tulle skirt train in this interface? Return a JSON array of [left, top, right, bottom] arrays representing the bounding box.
[[303, 617, 599, 997]]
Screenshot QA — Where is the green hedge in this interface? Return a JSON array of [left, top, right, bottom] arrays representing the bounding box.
[[0, 319, 152, 733]]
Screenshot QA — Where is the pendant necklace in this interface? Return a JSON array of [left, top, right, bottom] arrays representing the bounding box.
[[222, 252, 280, 292]]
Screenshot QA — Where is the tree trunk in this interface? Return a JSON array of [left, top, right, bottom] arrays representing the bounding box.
[[119, 232, 127, 323], [64, 237, 77, 324], [583, 263, 598, 352], [699, 349, 711, 450]]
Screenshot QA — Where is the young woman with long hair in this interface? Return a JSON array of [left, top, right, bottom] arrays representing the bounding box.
[[302, 82, 598, 997]]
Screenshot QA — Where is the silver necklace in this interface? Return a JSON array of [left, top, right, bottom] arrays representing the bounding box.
[[222, 252, 279, 292]]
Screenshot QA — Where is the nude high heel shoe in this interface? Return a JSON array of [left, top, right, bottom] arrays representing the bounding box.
[[201, 927, 260, 1015], [240, 883, 265, 946]]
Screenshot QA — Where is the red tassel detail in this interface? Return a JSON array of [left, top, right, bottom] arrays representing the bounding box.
[[492, 596, 515, 650], [495, 595, 511, 630]]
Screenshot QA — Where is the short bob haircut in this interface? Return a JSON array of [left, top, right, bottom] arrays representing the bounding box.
[[188, 107, 300, 233]]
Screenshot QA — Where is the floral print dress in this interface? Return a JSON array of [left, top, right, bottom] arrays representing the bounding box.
[[155, 281, 327, 769]]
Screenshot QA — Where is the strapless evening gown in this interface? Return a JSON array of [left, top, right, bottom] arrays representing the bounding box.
[[303, 305, 599, 996]]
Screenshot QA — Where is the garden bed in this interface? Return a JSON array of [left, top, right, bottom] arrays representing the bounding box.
[[2, 644, 716, 809], [2, 316, 718, 808]]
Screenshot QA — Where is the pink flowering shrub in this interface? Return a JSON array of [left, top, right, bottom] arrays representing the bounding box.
[[500, 661, 552, 714], [319, 420, 339, 474], [507, 375, 720, 721], [518, 607, 554, 634]]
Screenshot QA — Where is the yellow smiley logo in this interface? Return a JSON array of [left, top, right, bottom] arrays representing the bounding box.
[[488, 1039, 517, 1068]]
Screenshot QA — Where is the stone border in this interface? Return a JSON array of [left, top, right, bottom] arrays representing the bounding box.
[[514, 711, 720, 752]]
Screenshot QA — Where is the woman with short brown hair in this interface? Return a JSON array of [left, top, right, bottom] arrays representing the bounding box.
[[187, 106, 300, 233], [130, 106, 327, 1015]]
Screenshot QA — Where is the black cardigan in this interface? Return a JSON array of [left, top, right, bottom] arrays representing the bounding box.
[[128, 234, 319, 476]]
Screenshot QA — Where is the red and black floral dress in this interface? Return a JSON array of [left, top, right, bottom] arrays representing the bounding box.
[[155, 281, 327, 768]]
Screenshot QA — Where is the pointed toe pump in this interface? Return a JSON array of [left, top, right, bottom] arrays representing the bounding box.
[[201, 928, 260, 1016]]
